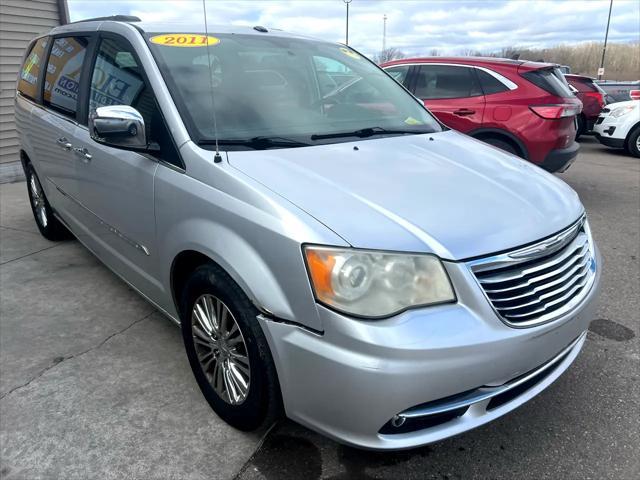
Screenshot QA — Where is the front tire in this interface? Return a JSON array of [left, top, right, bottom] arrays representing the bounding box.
[[180, 263, 281, 431], [25, 164, 71, 241], [625, 126, 640, 158]]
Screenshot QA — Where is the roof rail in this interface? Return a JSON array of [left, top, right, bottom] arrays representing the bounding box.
[[69, 15, 141, 24]]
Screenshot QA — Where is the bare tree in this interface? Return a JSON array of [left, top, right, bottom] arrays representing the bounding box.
[[492, 42, 639, 79], [373, 47, 407, 65], [429, 48, 440, 56]]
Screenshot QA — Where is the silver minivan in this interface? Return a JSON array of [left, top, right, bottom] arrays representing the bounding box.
[[15, 17, 600, 450]]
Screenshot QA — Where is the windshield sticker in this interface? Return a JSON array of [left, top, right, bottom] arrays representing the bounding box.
[[404, 116, 424, 125], [150, 34, 220, 47], [339, 47, 361, 60]]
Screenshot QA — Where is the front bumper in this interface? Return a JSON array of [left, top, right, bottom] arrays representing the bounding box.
[[594, 133, 625, 148], [259, 246, 601, 450], [539, 141, 580, 173], [593, 113, 629, 148]]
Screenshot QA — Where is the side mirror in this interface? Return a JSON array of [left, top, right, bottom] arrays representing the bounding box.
[[89, 105, 146, 149]]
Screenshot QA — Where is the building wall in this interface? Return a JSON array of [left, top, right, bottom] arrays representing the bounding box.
[[0, 0, 67, 172]]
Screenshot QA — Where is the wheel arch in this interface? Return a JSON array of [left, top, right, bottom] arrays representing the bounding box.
[[624, 121, 640, 144], [20, 149, 31, 169], [169, 247, 278, 322], [164, 224, 303, 327], [468, 128, 529, 160]]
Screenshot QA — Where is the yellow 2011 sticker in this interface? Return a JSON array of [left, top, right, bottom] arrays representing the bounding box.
[[150, 34, 220, 47], [339, 47, 361, 60]]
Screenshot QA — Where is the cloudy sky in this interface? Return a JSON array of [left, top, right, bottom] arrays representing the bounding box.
[[67, 0, 640, 57]]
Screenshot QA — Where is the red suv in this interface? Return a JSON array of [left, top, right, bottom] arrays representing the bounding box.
[[565, 74, 607, 138], [382, 57, 582, 172]]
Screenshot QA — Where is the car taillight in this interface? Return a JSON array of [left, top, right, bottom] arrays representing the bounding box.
[[529, 103, 581, 119], [630, 90, 640, 100], [583, 91, 605, 108]]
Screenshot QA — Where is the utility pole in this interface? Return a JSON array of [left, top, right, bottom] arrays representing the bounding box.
[[383, 14, 387, 52], [343, 0, 352, 45], [598, 0, 613, 80]]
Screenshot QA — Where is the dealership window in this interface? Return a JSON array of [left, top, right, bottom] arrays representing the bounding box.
[[43, 36, 89, 117], [414, 65, 481, 99], [17, 37, 49, 101]]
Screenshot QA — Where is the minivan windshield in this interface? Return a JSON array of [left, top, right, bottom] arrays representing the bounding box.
[[147, 32, 442, 149]]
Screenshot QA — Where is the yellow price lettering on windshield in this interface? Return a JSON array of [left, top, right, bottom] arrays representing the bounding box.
[[339, 47, 361, 60], [150, 34, 220, 47]]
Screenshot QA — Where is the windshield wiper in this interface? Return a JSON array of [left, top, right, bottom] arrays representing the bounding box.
[[198, 136, 309, 150], [310, 126, 432, 141]]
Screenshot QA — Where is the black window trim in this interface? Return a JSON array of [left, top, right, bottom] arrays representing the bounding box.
[[388, 62, 518, 98], [82, 31, 185, 170]]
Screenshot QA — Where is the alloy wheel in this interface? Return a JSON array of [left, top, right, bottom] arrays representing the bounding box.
[[191, 294, 251, 405], [29, 173, 48, 228]]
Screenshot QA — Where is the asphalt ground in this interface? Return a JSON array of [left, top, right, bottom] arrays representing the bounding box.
[[1, 136, 638, 479]]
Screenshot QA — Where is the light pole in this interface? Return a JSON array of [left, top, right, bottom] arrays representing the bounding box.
[[598, 0, 613, 80], [383, 14, 387, 52], [343, 0, 352, 45]]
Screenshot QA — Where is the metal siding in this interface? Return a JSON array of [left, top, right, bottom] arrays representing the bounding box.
[[0, 0, 62, 165]]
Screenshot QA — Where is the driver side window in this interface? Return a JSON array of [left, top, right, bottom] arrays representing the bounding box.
[[89, 36, 181, 167]]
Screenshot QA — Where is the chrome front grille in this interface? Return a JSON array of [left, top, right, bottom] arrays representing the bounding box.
[[468, 217, 596, 327]]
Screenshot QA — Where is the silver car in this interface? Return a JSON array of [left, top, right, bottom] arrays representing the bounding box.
[[15, 17, 600, 450]]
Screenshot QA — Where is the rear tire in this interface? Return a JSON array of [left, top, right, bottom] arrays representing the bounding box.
[[180, 263, 282, 431], [25, 164, 71, 241], [481, 137, 519, 156], [625, 126, 640, 158]]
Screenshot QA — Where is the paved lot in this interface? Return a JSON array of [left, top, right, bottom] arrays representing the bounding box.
[[1, 137, 638, 479]]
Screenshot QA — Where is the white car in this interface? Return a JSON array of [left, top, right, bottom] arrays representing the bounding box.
[[593, 100, 640, 157]]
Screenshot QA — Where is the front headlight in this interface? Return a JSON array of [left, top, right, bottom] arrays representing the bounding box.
[[610, 104, 636, 118], [303, 246, 455, 318]]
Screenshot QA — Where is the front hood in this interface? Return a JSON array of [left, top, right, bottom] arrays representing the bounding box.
[[228, 130, 583, 260]]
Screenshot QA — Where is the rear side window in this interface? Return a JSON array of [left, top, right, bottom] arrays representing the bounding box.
[[17, 37, 48, 100], [414, 65, 481, 99], [476, 69, 509, 95], [522, 68, 573, 97], [43, 36, 90, 117], [566, 77, 597, 93], [385, 65, 411, 87], [580, 79, 599, 93]]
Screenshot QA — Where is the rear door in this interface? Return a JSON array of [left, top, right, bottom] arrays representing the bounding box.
[[29, 35, 91, 216], [412, 64, 485, 133]]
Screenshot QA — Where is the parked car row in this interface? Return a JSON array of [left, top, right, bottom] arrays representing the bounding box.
[[382, 57, 581, 172], [15, 18, 601, 451], [564, 74, 608, 138], [593, 100, 640, 157], [596, 80, 640, 103]]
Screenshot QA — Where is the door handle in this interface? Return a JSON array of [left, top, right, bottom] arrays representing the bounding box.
[[453, 109, 475, 116], [73, 147, 92, 163], [56, 137, 72, 150]]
